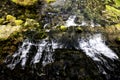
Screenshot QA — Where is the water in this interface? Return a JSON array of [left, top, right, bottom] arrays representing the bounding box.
[[1, 0, 120, 79], [3, 13, 120, 79], [5, 32, 119, 76], [79, 34, 118, 61]]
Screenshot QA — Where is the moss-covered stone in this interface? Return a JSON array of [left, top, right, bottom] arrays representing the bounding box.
[[0, 25, 21, 40], [75, 26, 83, 33], [45, 0, 56, 4], [60, 25, 67, 31], [6, 15, 16, 22], [116, 37, 120, 41], [103, 5, 120, 23], [11, 0, 38, 6], [24, 18, 40, 30], [14, 20, 23, 26], [0, 18, 4, 24], [114, 0, 120, 8]]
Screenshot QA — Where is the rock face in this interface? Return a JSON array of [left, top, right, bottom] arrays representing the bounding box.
[[0, 25, 21, 40], [43, 49, 103, 80], [0, 49, 103, 80]]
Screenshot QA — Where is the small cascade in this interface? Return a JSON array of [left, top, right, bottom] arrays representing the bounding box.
[[6, 39, 34, 69], [78, 33, 119, 75], [4, 14, 120, 80], [5, 39, 56, 69], [79, 34, 118, 61]]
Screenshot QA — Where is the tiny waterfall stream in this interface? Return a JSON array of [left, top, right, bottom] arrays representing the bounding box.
[[1, 0, 120, 80], [1, 32, 120, 80], [1, 15, 120, 80]]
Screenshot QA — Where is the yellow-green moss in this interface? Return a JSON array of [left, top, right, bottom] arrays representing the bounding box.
[[103, 5, 120, 23], [6, 15, 16, 22], [114, 0, 120, 8], [24, 18, 40, 30], [75, 26, 83, 33], [14, 20, 23, 25], [60, 25, 67, 31], [11, 0, 38, 6], [45, 0, 56, 3], [116, 36, 120, 42], [0, 18, 4, 24]]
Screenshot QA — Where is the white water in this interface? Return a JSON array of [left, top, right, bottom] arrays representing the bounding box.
[[6, 38, 61, 69], [6, 15, 119, 71], [64, 15, 118, 61], [7, 33, 119, 70], [79, 34, 118, 61], [7, 39, 34, 69], [65, 15, 78, 27]]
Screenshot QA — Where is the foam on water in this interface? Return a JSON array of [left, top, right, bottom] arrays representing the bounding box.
[[7, 39, 33, 69], [65, 15, 77, 27], [79, 34, 119, 61]]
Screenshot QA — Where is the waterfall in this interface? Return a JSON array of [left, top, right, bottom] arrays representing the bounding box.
[[5, 15, 119, 76], [2, 16, 120, 79], [6, 39, 34, 69], [79, 34, 118, 61]]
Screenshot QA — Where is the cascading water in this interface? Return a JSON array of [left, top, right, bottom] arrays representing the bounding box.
[[79, 34, 118, 61], [1, 0, 120, 80], [1, 12, 119, 79]]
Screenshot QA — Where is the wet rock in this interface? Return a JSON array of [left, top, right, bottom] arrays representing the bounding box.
[[0, 49, 104, 80], [43, 49, 103, 80]]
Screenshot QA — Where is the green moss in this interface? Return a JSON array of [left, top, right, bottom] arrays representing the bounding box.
[[24, 18, 40, 27], [45, 0, 56, 3], [0, 18, 4, 24], [11, 0, 38, 6], [60, 25, 67, 31], [6, 15, 16, 22], [103, 5, 120, 23], [14, 20, 23, 25], [114, 0, 120, 8], [116, 36, 120, 42], [75, 26, 83, 33]]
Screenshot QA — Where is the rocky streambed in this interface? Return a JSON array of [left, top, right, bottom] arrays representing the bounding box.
[[0, 0, 120, 80]]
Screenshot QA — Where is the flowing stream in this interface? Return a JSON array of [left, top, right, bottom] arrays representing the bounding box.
[[4, 31, 119, 79], [1, 13, 120, 80], [1, 0, 120, 80]]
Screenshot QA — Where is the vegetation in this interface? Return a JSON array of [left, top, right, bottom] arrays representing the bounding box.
[[0, 0, 120, 63], [11, 0, 38, 6]]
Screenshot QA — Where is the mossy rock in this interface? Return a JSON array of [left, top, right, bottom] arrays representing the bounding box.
[[6, 15, 16, 22], [75, 26, 83, 33], [0, 25, 21, 40], [11, 0, 38, 6], [14, 20, 23, 26], [103, 5, 120, 23], [60, 25, 67, 31], [114, 0, 120, 8], [0, 18, 4, 24], [45, 0, 56, 4]]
